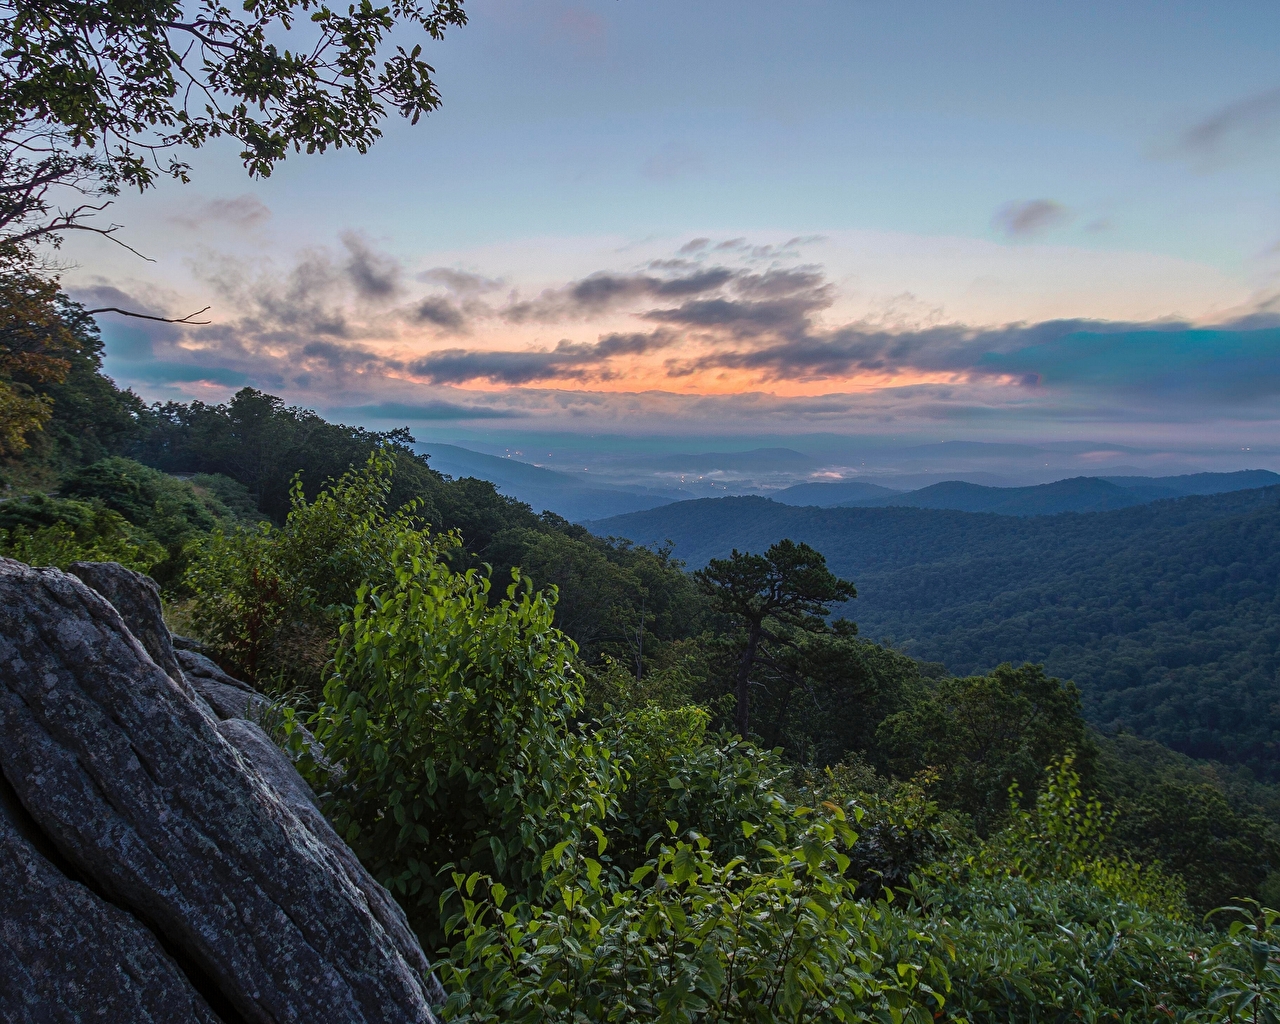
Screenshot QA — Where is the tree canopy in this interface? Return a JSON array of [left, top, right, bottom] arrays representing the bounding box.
[[695, 539, 855, 737]]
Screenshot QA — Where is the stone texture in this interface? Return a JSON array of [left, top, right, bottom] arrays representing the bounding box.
[[0, 774, 221, 1024], [66, 560, 181, 681], [177, 648, 268, 721], [0, 558, 439, 1024], [217, 719, 443, 1005], [68, 560, 193, 696]]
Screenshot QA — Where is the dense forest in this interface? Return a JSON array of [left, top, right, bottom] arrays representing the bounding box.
[[8, 274, 1280, 1018], [593, 493, 1280, 776]]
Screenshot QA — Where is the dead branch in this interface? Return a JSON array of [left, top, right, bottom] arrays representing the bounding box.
[[84, 305, 212, 325]]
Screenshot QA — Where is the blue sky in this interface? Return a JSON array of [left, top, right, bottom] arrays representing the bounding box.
[[61, 0, 1280, 458]]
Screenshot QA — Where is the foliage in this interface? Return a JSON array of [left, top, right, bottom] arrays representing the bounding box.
[[604, 705, 794, 874], [597, 491, 1280, 776], [926, 873, 1205, 1022], [185, 448, 420, 689], [732, 626, 925, 771], [807, 763, 963, 900], [61, 456, 219, 542], [1099, 735, 1280, 917], [0, 492, 161, 569], [1, 0, 467, 256], [0, 272, 143, 472], [975, 755, 1189, 920], [1201, 901, 1280, 1024], [292, 522, 617, 947], [136, 387, 705, 671], [879, 663, 1092, 834], [436, 816, 949, 1024]]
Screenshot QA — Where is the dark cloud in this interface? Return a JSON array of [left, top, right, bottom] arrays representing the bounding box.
[[416, 268, 504, 295], [415, 297, 467, 332], [297, 339, 396, 373], [992, 200, 1069, 239], [641, 268, 833, 339], [169, 194, 272, 230], [502, 266, 738, 322], [678, 238, 710, 254], [341, 232, 402, 300], [645, 295, 823, 338], [1178, 86, 1280, 160], [409, 331, 677, 385]]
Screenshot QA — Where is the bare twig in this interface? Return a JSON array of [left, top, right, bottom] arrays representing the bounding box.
[[84, 305, 212, 325]]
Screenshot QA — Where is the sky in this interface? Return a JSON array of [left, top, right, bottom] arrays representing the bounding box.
[[57, 0, 1280, 464]]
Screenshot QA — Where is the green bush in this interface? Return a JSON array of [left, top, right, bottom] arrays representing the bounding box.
[[604, 704, 793, 873], [925, 874, 1205, 1022], [436, 813, 950, 1024], [292, 523, 618, 946], [185, 449, 422, 690], [60, 457, 222, 546], [0, 492, 162, 570], [879, 663, 1093, 834]]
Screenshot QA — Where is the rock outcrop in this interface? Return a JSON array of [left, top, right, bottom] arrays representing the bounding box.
[[1, 773, 222, 1023], [178, 647, 271, 722], [0, 559, 441, 1023]]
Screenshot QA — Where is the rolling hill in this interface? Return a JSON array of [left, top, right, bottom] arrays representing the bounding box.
[[588, 487, 1280, 775], [770, 470, 1280, 514]]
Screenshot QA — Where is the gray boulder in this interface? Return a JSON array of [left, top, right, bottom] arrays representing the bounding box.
[[68, 560, 195, 700], [216, 718, 444, 1005], [177, 647, 270, 721], [0, 559, 440, 1024], [0, 773, 221, 1023]]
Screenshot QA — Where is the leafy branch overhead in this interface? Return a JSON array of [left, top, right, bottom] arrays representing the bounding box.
[[3, 0, 467, 185], [0, 0, 468, 255]]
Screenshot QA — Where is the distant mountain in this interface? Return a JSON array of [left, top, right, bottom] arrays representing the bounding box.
[[854, 476, 1146, 515], [1100, 470, 1280, 496], [417, 443, 681, 522], [587, 487, 1280, 775], [773, 471, 1280, 515], [771, 480, 901, 507]]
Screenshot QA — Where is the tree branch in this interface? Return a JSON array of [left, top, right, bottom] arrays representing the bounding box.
[[85, 305, 212, 325]]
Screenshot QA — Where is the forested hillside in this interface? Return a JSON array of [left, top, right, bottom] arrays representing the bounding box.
[[592, 492, 1280, 774]]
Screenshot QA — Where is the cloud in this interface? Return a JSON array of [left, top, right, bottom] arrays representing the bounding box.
[[342, 232, 402, 300], [1177, 86, 1280, 162], [501, 266, 737, 322], [417, 268, 504, 295], [679, 238, 710, 254], [169, 195, 272, 230], [409, 331, 678, 385], [992, 200, 1069, 239], [415, 297, 467, 332], [85, 236, 1280, 438], [330, 400, 522, 421]]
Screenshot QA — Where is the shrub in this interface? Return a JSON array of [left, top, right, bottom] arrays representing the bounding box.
[[0, 492, 162, 570], [292, 524, 618, 945], [436, 813, 950, 1024], [185, 449, 420, 690]]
